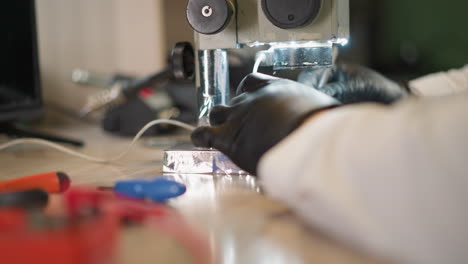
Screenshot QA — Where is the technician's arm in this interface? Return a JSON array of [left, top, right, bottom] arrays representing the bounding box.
[[259, 91, 468, 263], [409, 65, 468, 96]]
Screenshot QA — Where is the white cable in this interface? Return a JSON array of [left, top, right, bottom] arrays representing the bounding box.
[[0, 119, 196, 163], [253, 53, 266, 74]]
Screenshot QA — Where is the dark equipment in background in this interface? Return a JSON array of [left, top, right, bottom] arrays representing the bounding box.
[[0, 0, 83, 146], [338, 0, 468, 81], [73, 42, 199, 137], [0, 0, 40, 122]]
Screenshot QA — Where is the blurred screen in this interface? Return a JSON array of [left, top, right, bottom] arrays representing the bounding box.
[[374, 0, 468, 75], [338, 0, 467, 80], [0, 0, 41, 118]]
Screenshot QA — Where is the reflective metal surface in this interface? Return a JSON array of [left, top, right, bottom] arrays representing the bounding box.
[[163, 147, 247, 175], [257, 42, 333, 70], [197, 49, 230, 126]]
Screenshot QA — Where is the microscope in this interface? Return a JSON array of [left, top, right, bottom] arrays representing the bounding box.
[[187, 0, 349, 124], [163, 0, 349, 174]]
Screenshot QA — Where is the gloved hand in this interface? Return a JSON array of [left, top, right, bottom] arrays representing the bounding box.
[[298, 64, 409, 105], [191, 73, 339, 175]]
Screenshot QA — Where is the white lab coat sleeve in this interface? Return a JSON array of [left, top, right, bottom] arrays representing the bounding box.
[[409, 65, 468, 96], [258, 92, 468, 264]]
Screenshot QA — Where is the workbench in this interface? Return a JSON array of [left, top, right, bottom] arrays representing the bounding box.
[[0, 109, 386, 264]]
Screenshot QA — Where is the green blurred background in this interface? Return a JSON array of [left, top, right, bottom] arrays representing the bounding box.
[[339, 0, 468, 80]]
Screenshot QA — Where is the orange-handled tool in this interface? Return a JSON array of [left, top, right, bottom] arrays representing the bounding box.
[[0, 172, 71, 194]]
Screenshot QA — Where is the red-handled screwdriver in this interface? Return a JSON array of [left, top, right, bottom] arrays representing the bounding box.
[[0, 172, 71, 194]]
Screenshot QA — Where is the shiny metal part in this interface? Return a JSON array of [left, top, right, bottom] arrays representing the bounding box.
[[257, 42, 333, 70], [72, 68, 113, 88], [163, 173, 261, 198], [197, 49, 230, 126], [79, 83, 124, 117], [163, 147, 248, 175], [201, 6, 213, 17]]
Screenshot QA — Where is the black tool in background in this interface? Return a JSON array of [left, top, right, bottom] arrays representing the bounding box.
[[0, 123, 84, 147], [99, 42, 197, 136], [120, 42, 195, 99], [77, 42, 195, 117], [0, 189, 49, 209]]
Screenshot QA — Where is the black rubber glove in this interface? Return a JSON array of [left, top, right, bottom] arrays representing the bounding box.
[[298, 64, 409, 105], [191, 73, 339, 175]]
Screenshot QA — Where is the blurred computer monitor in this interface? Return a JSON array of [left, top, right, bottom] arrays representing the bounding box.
[[0, 0, 42, 123]]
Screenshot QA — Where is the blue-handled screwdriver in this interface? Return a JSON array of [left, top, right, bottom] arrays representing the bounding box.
[[113, 178, 186, 202]]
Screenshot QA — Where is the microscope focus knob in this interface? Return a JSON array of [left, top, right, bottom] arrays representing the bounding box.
[[171, 42, 195, 80], [187, 0, 234, 35], [262, 0, 322, 29]]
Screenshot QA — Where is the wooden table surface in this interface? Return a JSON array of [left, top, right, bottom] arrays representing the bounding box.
[[0, 110, 387, 264]]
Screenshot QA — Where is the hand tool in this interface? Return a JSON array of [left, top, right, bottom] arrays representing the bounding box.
[[0, 171, 71, 194]]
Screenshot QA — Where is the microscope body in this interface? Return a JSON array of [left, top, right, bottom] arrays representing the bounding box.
[[187, 0, 349, 124]]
